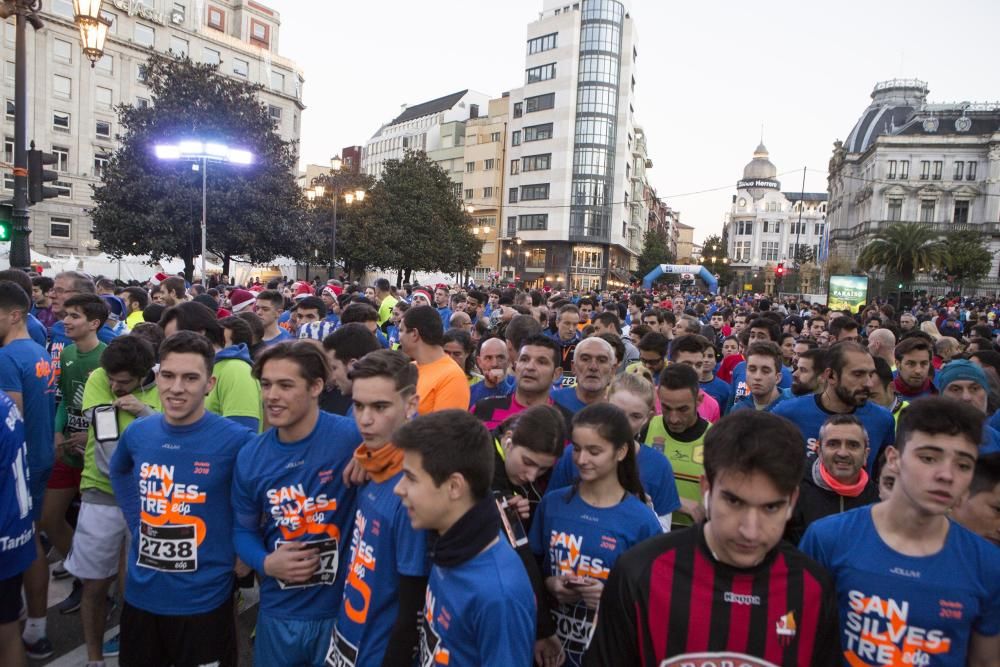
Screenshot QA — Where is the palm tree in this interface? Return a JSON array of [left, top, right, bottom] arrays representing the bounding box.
[[857, 222, 947, 285]]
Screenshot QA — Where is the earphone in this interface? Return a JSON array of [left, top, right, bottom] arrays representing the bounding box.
[[786, 505, 793, 520], [703, 491, 710, 520]]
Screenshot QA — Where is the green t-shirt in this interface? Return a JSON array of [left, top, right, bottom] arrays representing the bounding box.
[[643, 416, 710, 527], [80, 367, 161, 495], [56, 342, 106, 468], [377, 294, 398, 327], [205, 358, 262, 428]]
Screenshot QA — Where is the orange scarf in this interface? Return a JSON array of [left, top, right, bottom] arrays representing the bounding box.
[[353, 443, 404, 483]]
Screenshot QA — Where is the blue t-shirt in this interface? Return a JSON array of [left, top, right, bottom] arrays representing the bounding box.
[[0, 391, 33, 579], [800, 507, 1000, 667], [550, 386, 588, 415], [772, 394, 895, 472], [982, 425, 1000, 456], [231, 411, 360, 620], [420, 538, 534, 667], [529, 487, 661, 667], [468, 375, 516, 407], [731, 387, 795, 413], [261, 328, 293, 347], [436, 307, 453, 328], [987, 410, 1000, 439], [109, 411, 254, 615], [548, 445, 680, 524], [730, 360, 792, 400], [0, 339, 56, 483], [329, 469, 430, 666], [26, 313, 46, 347], [700, 376, 732, 416]]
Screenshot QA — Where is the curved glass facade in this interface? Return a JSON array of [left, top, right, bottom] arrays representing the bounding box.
[[570, 0, 624, 243]]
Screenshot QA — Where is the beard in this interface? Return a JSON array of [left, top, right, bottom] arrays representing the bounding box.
[[835, 382, 868, 407]]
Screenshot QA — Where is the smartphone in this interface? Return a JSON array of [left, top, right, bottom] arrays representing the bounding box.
[[565, 577, 591, 589], [92, 405, 119, 442], [494, 491, 528, 548]]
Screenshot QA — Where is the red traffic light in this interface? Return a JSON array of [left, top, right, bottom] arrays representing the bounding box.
[[776, 262, 785, 276]]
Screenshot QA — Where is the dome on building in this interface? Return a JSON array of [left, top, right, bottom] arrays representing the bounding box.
[[743, 143, 777, 180], [843, 79, 929, 154]]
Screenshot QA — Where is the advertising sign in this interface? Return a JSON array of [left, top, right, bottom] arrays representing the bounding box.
[[827, 275, 869, 313]]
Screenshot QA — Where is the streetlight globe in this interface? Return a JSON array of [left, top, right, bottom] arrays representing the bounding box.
[[515, 238, 523, 245], [73, 0, 104, 20], [313, 185, 325, 198], [305, 189, 316, 202], [344, 193, 354, 205], [354, 189, 365, 202], [330, 156, 342, 172], [471, 227, 479, 235]]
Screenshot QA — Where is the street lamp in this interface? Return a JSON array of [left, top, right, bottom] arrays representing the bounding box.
[[309, 156, 365, 279], [154, 140, 254, 279], [73, 0, 112, 66]]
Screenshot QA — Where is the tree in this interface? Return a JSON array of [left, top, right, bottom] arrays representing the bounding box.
[[301, 170, 377, 279], [636, 227, 674, 281], [90, 55, 308, 280], [793, 245, 815, 265], [934, 230, 995, 295], [857, 222, 947, 286], [365, 151, 482, 283], [700, 234, 733, 287]]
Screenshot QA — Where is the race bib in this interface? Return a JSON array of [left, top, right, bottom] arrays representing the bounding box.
[[276, 537, 339, 589], [137, 521, 198, 572], [325, 628, 359, 667]]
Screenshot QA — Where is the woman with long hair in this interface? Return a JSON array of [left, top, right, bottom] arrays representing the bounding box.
[[442, 329, 482, 385], [529, 403, 660, 667]]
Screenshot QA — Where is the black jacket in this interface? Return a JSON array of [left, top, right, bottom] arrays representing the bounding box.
[[785, 459, 879, 545]]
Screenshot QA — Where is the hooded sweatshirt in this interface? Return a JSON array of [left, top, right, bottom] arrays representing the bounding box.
[[206, 344, 261, 432]]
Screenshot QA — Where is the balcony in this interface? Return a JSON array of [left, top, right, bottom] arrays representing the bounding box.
[[835, 219, 1000, 240]]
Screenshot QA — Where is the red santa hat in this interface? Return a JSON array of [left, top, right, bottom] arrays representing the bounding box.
[[321, 284, 343, 299], [411, 288, 433, 305], [292, 281, 315, 301], [150, 272, 169, 286], [229, 288, 256, 313]]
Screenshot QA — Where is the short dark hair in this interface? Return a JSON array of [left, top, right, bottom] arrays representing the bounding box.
[[745, 341, 783, 372], [704, 411, 806, 495], [322, 322, 380, 363], [0, 281, 29, 314], [894, 336, 933, 362], [159, 301, 224, 347], [592, 311, 620, 331], [257, 289, 284, 309], [130, 322, 165, 355], [518, 333, 561, 368], [826, 341, 870, 377], [557, 303, 580, 319], [295, 296, 327, 318], [0, 270, 34, 298], [161, 276, 186, 299], [101, 335, 155, 378], [341, 302, 378, 325], [794, 337, 819, 350], [374, 278, 391, 292], [638, 331, 670, 356], [159, 331, 216, 374], [348, 349, 418, 397], [121, 286, 149, 311], [641, 309, 664, 323], [829, 317, 860, 338], [595, 333, 625, 365], [505, 315, 543, 351], [253, 340, 329, 386], [970, 453, 1000, 497], [819, 413, 868, 445], [658, 362, 699, 399], [234, 311, 264, 343], [873, 356, 894, 388], [403, 305, 445, 346], [395, 410, 493, 501], [667, 334, 704, 360], [896, 396, 983, 453], [218, 316, 253, 347], [31, 275, 54, 293], [64, 293, 109, 327]]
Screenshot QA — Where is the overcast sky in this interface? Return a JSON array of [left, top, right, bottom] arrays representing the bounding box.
[[267, 0, 1000, 244]]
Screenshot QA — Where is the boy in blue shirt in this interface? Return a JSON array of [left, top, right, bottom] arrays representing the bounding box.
[[110, 331, 256, 667], [730, 341, 793, 413], [394, 409, 535, 667], [801, 396, 1000, 666], [327, 350, 429, 666], [0, 390, 31, 667], [231, 341, 360, 666]]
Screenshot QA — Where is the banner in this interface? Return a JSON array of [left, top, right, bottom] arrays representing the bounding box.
[[827, 275, 869, 313]]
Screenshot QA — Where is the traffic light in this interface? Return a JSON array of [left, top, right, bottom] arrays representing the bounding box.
[[776, 262, 785, 277], [28, 147, 60, 203], [0, 201, 12, 242]]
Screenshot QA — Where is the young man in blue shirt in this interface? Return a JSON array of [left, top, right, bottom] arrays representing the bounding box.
[[801, 396, 1000, 666], [394, 409, 535, 667], [110, 331, 256, 667], [232, 341, 360, 666], [0, 389, 31, 667], [327, 350, 429, 666], [731, 341, 793, 413]]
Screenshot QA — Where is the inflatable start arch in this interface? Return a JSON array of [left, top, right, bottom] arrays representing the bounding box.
[[642, 264, 719, 293]]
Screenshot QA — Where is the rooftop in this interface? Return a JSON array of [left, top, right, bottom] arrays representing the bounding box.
[[390, 90, 469, 125]]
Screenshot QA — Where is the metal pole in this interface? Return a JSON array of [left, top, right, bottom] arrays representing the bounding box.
[[201, 157, 207, 281], [794, 166, 806, 268], [10, 3, 31, 270], [331, 187, 338, 280]]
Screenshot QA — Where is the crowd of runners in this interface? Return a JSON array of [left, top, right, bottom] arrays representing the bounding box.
[[0, 268, 998, 667]]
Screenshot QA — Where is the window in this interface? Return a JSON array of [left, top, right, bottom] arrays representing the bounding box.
[[527, 32, 557, 54], [53, 180, 72, 197], [53, 112, 70, 131], [3, 61, 11, 83], [52, 146, 69, 172], [578, 54, 618, 85], [513, 102, 523, 119], [169, 36, 188, 56], [203, 48, 221, 66], [268, 105, 282, 120], [524, 123, 553, 142], [5, 100, 13, 121], [920, 199, 935, 223], [94, 154, 109, 178], [475, 216, 496, 228], [887, 160, 897, 179], [510, 159, 520, 175], [53, 75, 71, 99], [524, 93, 555, 113], [573, 148, 608, 175], [580, 23, 621, 52], [484, 159, 495, 170], [576, 86, 616, 115], [53, 38, 72, 62], [967, 162, 977, 180], [954, 200, 970, 224], [51, 0, 74, 18], [814, 223, 825, 236], [788, 221, 806, 235], [96, 54, 113, 73], [526, 63, 556, 84], [899, 160, 909, 179], [3, 137, 12, 163], [136, 64, 147, 82], [920, 161, 930, 180], [573, 247, 603, 269], [100, 10, 116, 33], [734, 241, 752, 262], [575, 117, 613, 145], [490, 132, 501, 142], [511, 130, 521, 146], [50, 219, 71, 238], [233, 59, 249, 77], [761, 241, 779, 262], [207, 6, 225, 30], [172, 3, 186, 22], [250, 19, 270, 47], [96, 120, 112, 138], [134, 24, 155, 48], [888, 197, 903, 221], [522, 154, 551, 172], [136, 97, 150, 109], [507, 216, 517, 236], [518, 214, 548, 231], [96, 86, 112, 108], [483, 187, 494, 198], [762, 220, 780, 234], [932, 161, 942, 180], [464, 189, 473, 200], [270, 71, 285, 92], [525, 248, 546, 269], [2, 171, 11, 190], [736, 220, 753, 235], [953, 161, 964, 180], [465, 161, 475, 173], [520, 183, 550, 201], [509, 188, 518, 204]]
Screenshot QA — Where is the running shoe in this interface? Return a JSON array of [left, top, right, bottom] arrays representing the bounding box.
[[52, 562, 72, 580], [57, 578, 83, 614], [23, 636, 54, 660], [102, 632, 120, 657]]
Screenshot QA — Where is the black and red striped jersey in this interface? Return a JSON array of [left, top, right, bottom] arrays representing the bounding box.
[[584, 523, 839, 667]]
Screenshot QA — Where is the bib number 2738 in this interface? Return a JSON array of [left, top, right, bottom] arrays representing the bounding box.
[[137, 521, 198, 572]]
